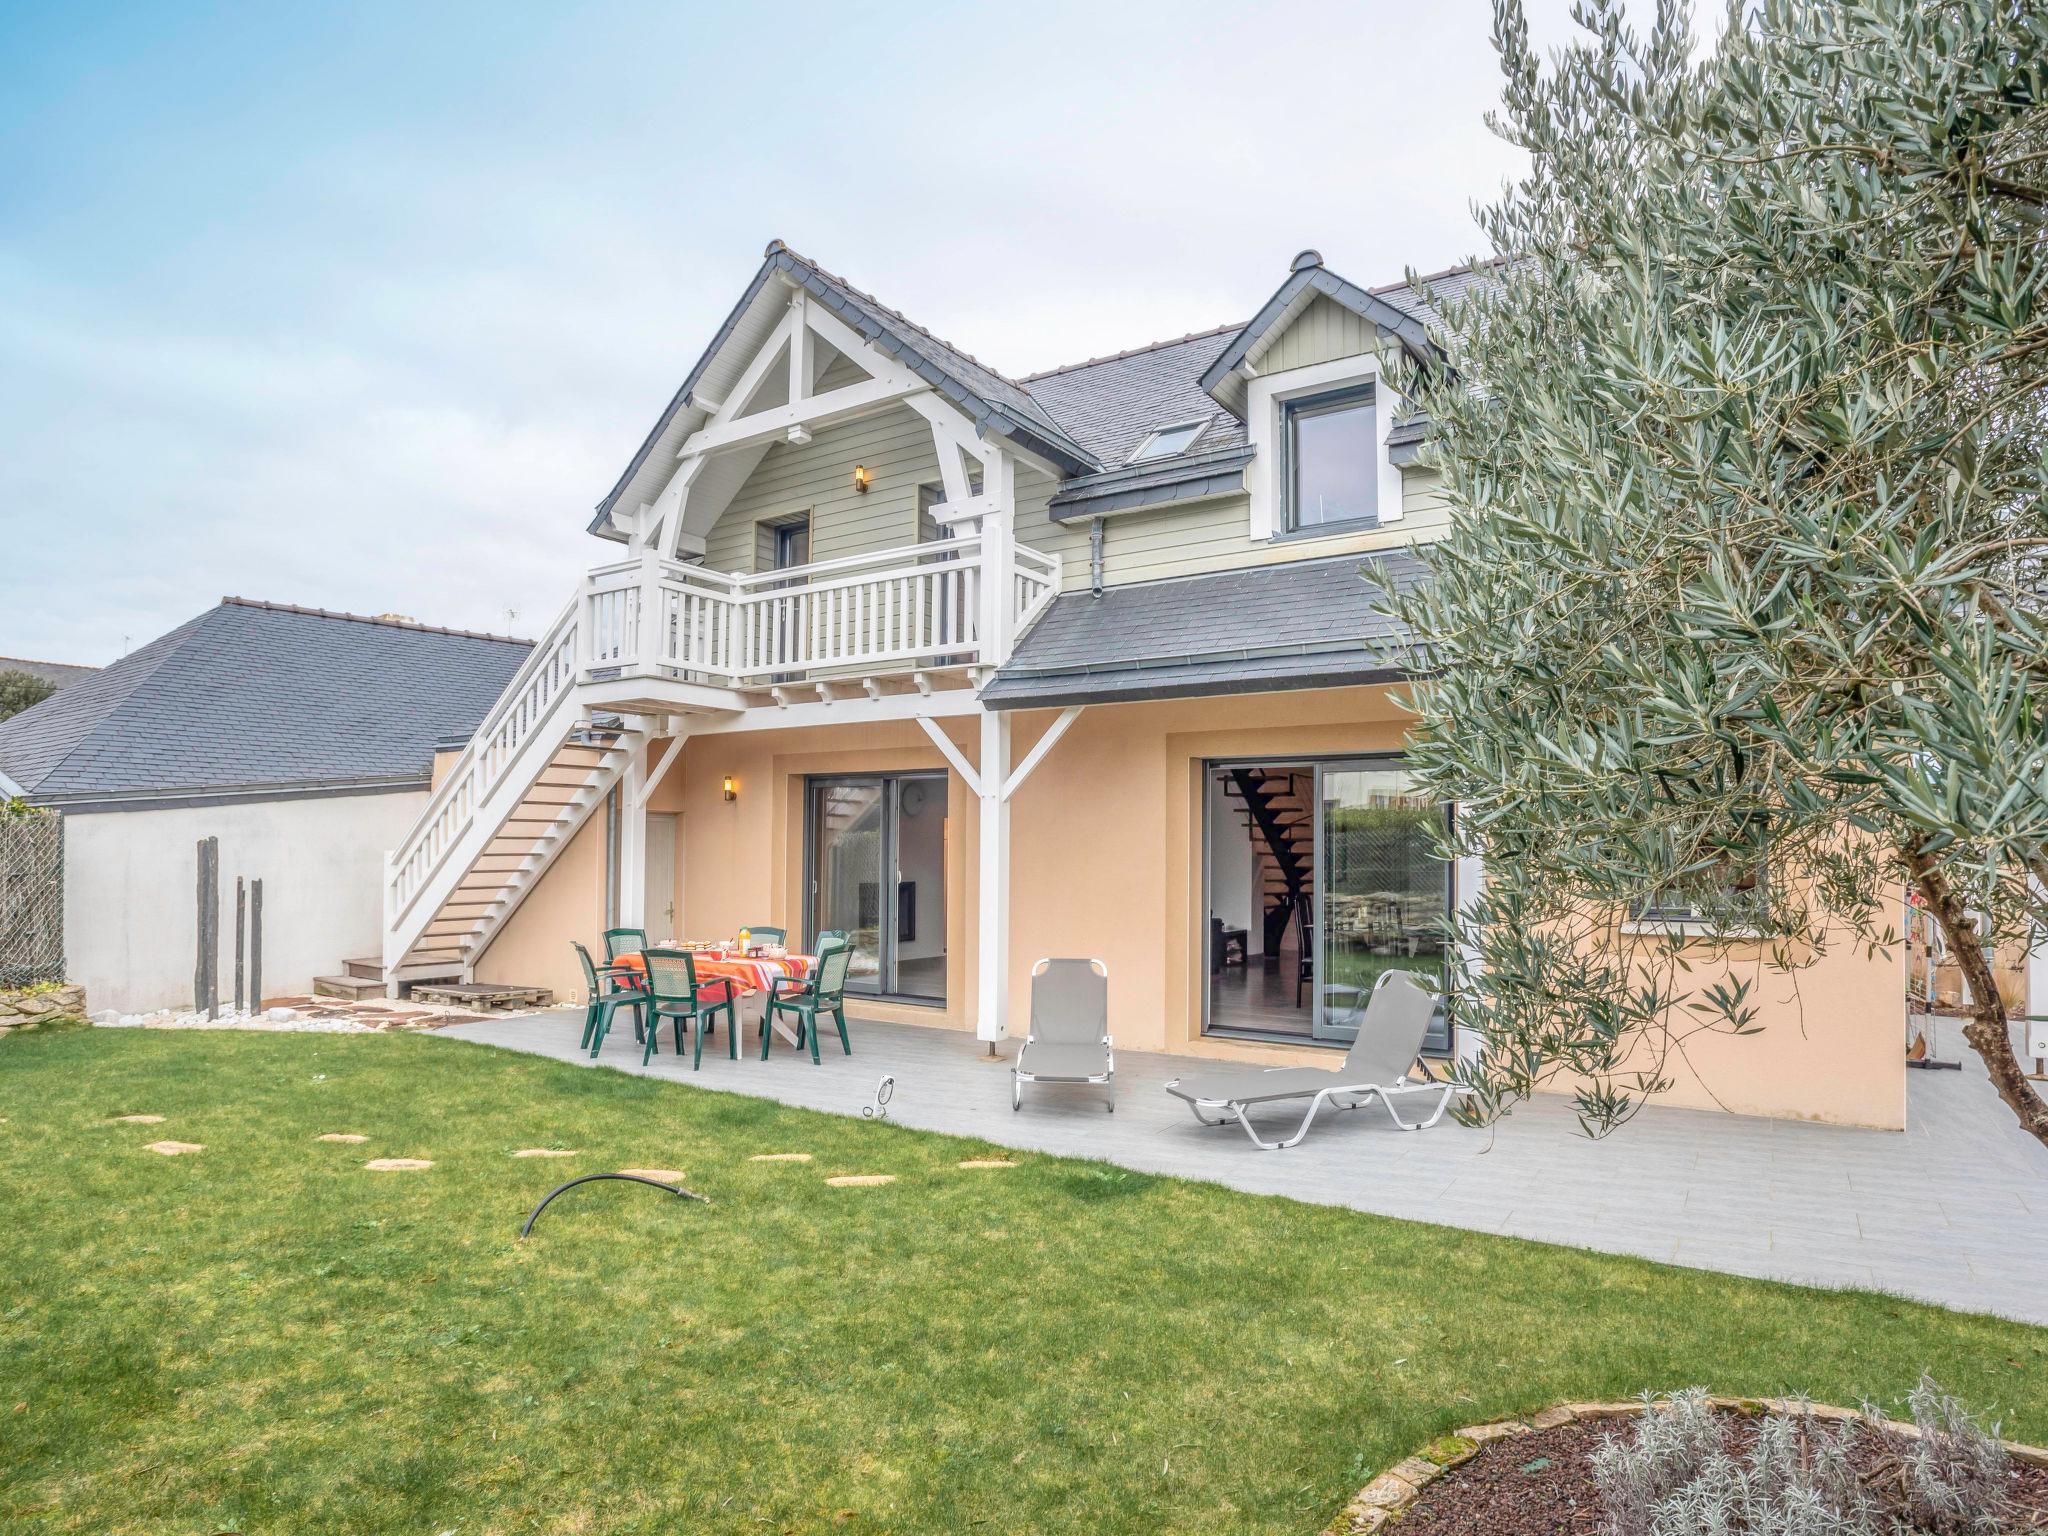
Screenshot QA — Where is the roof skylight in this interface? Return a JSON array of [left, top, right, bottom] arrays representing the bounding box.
[[1127, 420, 1206, 463]]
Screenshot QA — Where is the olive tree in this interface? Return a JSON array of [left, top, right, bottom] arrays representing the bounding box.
[[0, 670, 55, 723], [1381, 0, 2048, 1145]]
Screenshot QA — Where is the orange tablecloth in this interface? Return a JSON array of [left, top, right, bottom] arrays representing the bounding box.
[[613, 949, 814, 1002]]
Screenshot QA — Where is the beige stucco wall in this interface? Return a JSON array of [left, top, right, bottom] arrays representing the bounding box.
[[1599, 912, 1907, 1128], [469, 688, 1904, 1126], [472, 804, 609, 1003]]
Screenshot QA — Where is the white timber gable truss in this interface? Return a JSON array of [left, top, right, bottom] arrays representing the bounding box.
[[381, 266, 1073, 1044]]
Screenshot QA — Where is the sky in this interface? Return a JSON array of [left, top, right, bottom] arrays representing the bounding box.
[[0, 0, 1603, 666]]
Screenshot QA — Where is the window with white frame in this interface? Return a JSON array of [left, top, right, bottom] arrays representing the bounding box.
[[1127, 420, 1206, 463], [1285, 385, 1378, 530]]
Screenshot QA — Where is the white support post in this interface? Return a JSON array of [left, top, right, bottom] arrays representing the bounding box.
[[915, 713, 983, 796], [637, 729, 687, 808], [1000, 706, 1081, 802], [976, 708, 1012, 1047], [634, 550, 661, 673], [977, 450, 1018, 667], [616, 737, 649, 929], [789, 292, 814, 402]]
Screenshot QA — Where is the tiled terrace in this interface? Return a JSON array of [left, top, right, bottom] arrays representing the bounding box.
[[434, 1009, 2048, 1326]]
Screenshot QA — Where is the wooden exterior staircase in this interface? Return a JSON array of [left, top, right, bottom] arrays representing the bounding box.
[[380, 530, 1062, 993]]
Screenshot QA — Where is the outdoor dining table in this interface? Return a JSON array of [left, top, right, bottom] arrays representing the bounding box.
[[613, 946, 817, 1047]]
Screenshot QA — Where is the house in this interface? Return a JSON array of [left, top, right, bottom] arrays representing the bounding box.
[[0, 655, 99, 697], [0, 599, 530, 1013], [380, 240, 1906, 1129]]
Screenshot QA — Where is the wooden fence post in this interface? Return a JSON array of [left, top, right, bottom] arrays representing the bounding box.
[[249, 878, 263, 1013], [234, 876, 247, 1014], [194, 837, 219, 1019]]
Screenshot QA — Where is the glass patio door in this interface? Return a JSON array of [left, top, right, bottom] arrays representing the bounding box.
[[806, 773, 946, 1002], [1312, 761, 1452, 1052]]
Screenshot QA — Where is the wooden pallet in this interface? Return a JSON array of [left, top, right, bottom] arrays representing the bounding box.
[[409, 981, 554, 1011]]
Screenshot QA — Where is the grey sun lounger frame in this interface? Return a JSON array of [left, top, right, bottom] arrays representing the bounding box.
[[1013, 957, 1113, 1113], [1164, 970, 1466, 1149]]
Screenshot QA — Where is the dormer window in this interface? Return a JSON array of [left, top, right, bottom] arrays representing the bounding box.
[[1284, 385, 1378, 530], [1127, 420, 1206, 463]]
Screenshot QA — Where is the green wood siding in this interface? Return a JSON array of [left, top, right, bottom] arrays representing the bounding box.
[[1259, 294, 1382, 374], [703, 407, 943, 573], [1020, 469, 1450, 594]]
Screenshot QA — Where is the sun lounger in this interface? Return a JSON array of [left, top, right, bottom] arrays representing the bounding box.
[[1013, 958, 1112, 1113], [1164, 970, 1464, 1149]]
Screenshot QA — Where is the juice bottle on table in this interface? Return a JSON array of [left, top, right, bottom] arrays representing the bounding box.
[[738, 927, 750, 956]]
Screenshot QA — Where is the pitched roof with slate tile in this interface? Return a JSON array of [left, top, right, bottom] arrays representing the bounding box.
[[981, 550, 1429, 709], [0, 600, 532, 808], [595, 242, 1506, 537], [1020, 324, 1246, 470], [0, 656, 98, 693]]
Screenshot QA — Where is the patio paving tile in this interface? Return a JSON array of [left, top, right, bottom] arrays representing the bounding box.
[[434, 1008, 2048, 1325]]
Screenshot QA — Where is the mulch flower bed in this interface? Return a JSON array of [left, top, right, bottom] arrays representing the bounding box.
[[1327, 1400, 2048, 1535]]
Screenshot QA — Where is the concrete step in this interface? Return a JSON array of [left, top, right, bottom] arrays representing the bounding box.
[[342, 956, 384, 981], [313, 973, 386, 1000]]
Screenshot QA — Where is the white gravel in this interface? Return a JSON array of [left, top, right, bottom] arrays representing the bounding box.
[[95, 1007, 375, 1034]]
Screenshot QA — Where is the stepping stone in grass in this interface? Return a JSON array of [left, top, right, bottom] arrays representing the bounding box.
[[957, 1159, 1017, 1169], [145, 1141, 203, 1155], [113, 1114, 166, 1124], [363, 1158, 433, 1171], [825, 1174, 896, 1187], [617, 1168, 686, 1182], [749, 1152, 813, 1163], [512, 1148, 578, 1158], [316, 1133, 369, 1144]]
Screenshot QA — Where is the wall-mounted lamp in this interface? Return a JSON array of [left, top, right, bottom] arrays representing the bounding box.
[[722, 774, 738, 802], [852, 464, 872, 495]]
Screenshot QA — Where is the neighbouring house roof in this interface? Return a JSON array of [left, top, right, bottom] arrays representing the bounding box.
[[0, 656, 98, 692], [594, 242, 1508, 540], [0, 599, 532, 810], [980, 550, 1430, 710]]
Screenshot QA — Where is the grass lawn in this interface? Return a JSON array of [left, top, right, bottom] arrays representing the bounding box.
[[4, 1028, 2044, 1535]]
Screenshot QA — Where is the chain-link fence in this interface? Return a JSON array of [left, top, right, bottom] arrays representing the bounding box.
[[0, 806, 63, 987]]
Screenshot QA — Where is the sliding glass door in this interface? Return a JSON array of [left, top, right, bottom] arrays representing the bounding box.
[[806, 773, 947, 1002], [1313, 760, 1452, 1052]]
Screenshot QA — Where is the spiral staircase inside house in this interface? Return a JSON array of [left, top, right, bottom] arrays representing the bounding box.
[[1224, 767, 1316, 966]]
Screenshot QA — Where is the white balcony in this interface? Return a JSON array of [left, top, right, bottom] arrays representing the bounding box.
[[580, 535, 1060, 692]]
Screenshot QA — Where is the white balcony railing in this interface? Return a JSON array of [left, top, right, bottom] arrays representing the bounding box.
[[385, 530, 1061, 951], [584, 534, 1058, 686]]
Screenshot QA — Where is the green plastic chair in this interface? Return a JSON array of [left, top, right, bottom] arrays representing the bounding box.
[[641, 948, 739, 1069], [573, 941, 648, 1057], [764, 943, 853, 1064], [762, 936, 848, 1039], [602, 927, 652, 1039], [603, 927, 649, 962], [743, 925, 787, 947]]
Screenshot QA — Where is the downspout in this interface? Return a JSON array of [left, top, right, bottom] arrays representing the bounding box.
[[1089, 517, 1105, 596]]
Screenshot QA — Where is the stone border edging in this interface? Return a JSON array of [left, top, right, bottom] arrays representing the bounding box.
[[1324, 1397, 2048, 1534]]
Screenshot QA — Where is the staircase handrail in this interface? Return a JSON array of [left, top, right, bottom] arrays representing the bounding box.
[[385, 588, 579, 926]]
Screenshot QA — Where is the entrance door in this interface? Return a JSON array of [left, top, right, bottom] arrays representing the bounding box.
[[806, 773, 947, 1002], [1313, 761, 1452, 1051], [644, 813, 679, 938]]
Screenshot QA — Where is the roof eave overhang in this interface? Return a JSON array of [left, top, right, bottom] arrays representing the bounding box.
[[591, 246, 1100, 536], [1046, 447, 1255, 522], [980, 656, 1415, 711], [1199, 264, 1440, 419], [33, 772, 434, 816]]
